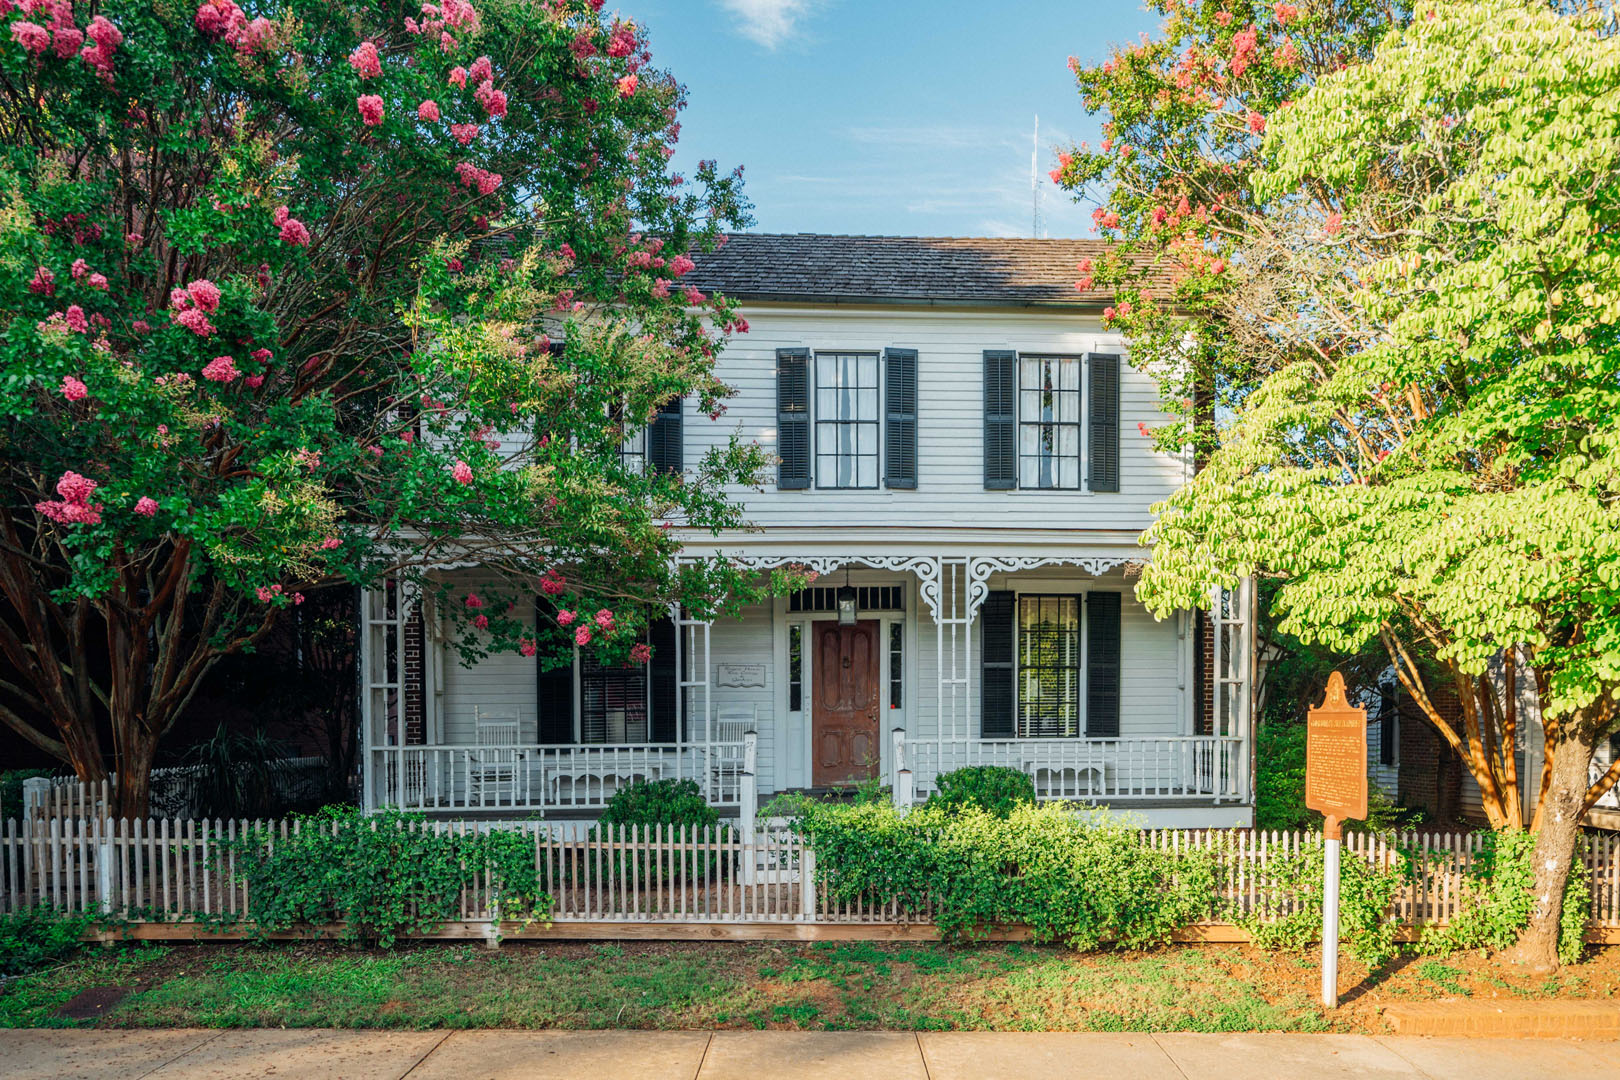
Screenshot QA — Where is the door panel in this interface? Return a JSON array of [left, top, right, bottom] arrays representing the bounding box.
[[812, 620, 881, 786]]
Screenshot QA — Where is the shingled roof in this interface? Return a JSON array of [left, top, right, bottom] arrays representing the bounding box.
[[685, 233, 1168, 307]]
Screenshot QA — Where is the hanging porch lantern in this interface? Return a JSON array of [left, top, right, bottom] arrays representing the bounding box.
[[836, 568, 858, 626]]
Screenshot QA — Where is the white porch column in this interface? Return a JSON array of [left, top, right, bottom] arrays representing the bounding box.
[[936, 558, 969, 779], [359, 581, 406, 811]]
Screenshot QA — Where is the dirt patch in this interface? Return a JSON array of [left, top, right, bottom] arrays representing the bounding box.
[[55, 986, 133, 1021]]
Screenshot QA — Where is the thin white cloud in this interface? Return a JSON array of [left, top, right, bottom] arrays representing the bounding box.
[[717, 0, 816, 49]]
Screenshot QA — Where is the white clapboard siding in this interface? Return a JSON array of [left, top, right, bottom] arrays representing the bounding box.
[[686, 304, 1189, 533]]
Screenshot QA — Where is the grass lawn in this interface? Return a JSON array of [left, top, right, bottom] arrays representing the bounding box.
[[2, 941, 1617, 1033]]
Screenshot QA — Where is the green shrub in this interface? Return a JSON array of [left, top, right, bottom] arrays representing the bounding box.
[[221, 807, 547, 946], [788, 800, 1215, 950], [0, 907, 90, 977], [1254, 723, 1317, 831], [600, 779, 720, 831], [1235, 835, 1403, 965], [595, 778, 726, 883], [1418, 829, 1589, 966], [927, 766, 1036, 817]]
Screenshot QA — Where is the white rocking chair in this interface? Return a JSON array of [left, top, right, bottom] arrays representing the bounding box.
[[469, 708, 524, 805]]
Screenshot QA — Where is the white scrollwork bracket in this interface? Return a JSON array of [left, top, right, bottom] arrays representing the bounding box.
[[965, 556, 1137, 621], [689, 553, 946, 619]]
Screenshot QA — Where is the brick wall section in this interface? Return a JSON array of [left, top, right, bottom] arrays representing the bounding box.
[[1398, 681, 1462, 822], [403, 607, 425, 746]]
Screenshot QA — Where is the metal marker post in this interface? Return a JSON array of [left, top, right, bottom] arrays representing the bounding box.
[[1321, 816, 1341, 1009]]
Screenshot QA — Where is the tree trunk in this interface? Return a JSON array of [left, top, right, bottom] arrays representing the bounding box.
[[1503, 724, 1596, 972]]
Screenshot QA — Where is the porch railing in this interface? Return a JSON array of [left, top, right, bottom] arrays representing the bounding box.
[[370, 740, 750, 812], [904, 735, 1248, 804]]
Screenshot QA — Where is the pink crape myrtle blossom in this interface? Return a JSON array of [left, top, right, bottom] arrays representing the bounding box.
[[518, 638, 538, 657], [474, 80, 507, 119], [455, 161, 502, 195], [450, 122, 479, 145], [186, 278, 222, 312], [35, 470, 103, 525], [349, 40, 381, 78], [273, 205, 312, 246], [628, 642, 652, 665], [667, 254, 694, 277], [606, 21, 635, 58], [133, 496, 158, 516], [60, 375, 87, 401], [573, 626, 592, 646], [448, 64, 467, 87], [417, 99, 441, 122], [357, 94, 385, 125], [465, 592, 484, 608], [11, 21, 49, 56], [70, 258, 89, 281], [467, 55, 492, 83], [202, 355, 240, 382], [28, 266, 55, 295], [472, 613, 489, 629], [450, 459, 473, 483], [616, 73, 638, 97], [593, 608, 614, 630], [555, 609, 577, 626], [63, 305, 88, 332]]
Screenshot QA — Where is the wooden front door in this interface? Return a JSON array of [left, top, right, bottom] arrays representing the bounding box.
[[812, 620, 881, 786]]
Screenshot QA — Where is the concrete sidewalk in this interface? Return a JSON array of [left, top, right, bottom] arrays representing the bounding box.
[[0, 1029, 1614, 1080]]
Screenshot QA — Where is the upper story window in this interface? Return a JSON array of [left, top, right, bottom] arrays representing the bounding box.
[[776, 347, 917, 490], [984, 350, 1120, 493], [1018, 356, 1082, 490], [815, 352, 880, 489]]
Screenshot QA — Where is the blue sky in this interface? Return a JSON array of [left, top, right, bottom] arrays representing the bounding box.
[[631, 1, 1162, 239]]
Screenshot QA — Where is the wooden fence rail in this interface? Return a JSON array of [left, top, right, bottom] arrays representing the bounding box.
[[3, 818, 1618, 935]]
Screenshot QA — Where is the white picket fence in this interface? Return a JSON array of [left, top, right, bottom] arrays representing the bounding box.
[[3, 818, 1620, 937]]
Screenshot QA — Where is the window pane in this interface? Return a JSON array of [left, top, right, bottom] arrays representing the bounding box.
[[814, 353, 881, 489], [1016, 595, 1080, 738], [1017, 356, 1082, 490], [789, 625, 803, 712]]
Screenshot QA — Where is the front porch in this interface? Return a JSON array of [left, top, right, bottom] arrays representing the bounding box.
[[359, 553, 1257, 826]]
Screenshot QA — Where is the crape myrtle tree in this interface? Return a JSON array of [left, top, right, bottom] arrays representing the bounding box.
[[0, 0, 796, 817], [1099, 0, 1618, 970]]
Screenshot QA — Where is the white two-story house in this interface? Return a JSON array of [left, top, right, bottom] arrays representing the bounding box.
[[358, 235, 1256, 828]]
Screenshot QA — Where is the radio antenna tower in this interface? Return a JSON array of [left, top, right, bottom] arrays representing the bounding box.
[[1030, 114, 1043, 238]]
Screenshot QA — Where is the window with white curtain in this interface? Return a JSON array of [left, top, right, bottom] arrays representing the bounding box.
[[1018, 355, 1082, 490], [814, 351, 880, 489]]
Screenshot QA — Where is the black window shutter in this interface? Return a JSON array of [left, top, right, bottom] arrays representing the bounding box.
[[1379, 682, 1397, 766], [883, 348, 918, 489], [980, 591, 1016, 738], [776, 348, 811, 489], [1085, 592, 1121, 737], [1088, 352, 1121, 493], [648, 397, 683, 474], [983, 350, 1016, 490], [650, 614, 679, 743], [535, 599, 576, 743]]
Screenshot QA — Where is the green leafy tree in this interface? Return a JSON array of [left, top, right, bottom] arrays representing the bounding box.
[[1131, 0, 1620, 969], [0, 0, 791, 816]]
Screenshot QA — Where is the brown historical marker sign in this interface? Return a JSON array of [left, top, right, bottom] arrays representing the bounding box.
[[1305, 672, 1368, 839]]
